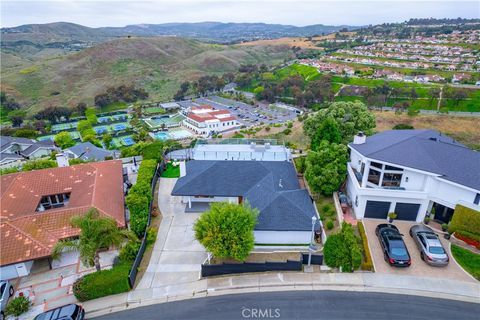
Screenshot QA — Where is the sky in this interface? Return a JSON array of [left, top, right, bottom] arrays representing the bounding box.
[[1, 0, 479, 28]]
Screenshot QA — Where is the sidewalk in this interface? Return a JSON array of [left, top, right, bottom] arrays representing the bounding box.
[[84, 272, 480, 318]]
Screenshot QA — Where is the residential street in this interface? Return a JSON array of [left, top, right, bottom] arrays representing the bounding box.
[[136, 178, 207, 289], [94, 290, 480, 320]]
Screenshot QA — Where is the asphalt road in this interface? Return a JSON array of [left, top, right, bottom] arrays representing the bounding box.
[[93, 290, 480, 320]]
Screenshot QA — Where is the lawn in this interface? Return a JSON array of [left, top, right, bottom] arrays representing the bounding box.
[[161, 162, 180, 178], [451, 245, 480, 280], [276, 63, 320, 81], [100, 101, 129, 113]]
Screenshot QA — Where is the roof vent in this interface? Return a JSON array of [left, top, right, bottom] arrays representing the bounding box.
[[353, 132, 366, 145], [279, 179, 283, 188]]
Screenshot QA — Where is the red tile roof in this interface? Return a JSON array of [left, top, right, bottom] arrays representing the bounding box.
[[0, 160, 125, 266]]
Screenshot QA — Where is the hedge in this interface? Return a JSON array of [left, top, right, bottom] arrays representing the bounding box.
[[357, 221, 374, 271], [73, 262, 131, 301], [125, 159, 157, 237], [449, 205, 480, 246]]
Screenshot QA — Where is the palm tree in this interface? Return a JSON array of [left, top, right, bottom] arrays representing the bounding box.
[[52, 208, 132, 271]]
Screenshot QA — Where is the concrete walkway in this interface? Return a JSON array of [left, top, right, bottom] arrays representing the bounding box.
[[84, 272, 480, 318], [136, 178, 207, 289]]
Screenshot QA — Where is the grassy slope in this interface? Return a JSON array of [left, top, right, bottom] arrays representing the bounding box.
[[1, 37, 293, 115]]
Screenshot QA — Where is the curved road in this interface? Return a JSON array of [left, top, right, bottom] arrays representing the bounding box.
[[94, 290, 480, 320]]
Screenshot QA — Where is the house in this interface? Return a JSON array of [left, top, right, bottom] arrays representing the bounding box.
[[0, 136, 57, 169], [64, 142, 120, 162], [0, 158, 125, 280], [182, 105, 239, 137], [346, 130, 480, 224], [171, 160, 321, 245]]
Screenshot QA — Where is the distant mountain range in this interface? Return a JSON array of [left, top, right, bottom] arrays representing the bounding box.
[[1, 21, 358, 45]]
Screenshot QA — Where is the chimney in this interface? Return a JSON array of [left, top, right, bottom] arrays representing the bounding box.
[[56, 153, 69, 167], [353, 132, 366, 145], [179, 161, 186, 177]]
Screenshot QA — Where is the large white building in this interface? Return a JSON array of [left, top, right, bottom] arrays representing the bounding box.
[[183, 105, 239, 137], [346, 130, 480, 223]]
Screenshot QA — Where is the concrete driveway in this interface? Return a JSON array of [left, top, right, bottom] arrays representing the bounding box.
[[137, 178, 207, 289], [363, 219, 476, 283]]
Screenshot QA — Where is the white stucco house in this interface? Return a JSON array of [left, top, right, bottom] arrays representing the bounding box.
[[182, 105, 239, 137], [346, 130, 480, 223]]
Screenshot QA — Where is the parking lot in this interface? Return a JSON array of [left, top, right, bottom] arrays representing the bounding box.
[[191, 96, 299, 126], [363, 219, 476, 282]]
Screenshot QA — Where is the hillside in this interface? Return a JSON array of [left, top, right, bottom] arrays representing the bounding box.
[[0, 37, 293, 113]]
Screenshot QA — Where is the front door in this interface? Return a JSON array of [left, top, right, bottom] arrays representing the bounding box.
[[433, 203, 455, 223]]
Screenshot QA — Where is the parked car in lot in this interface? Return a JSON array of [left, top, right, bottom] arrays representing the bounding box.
[[375, 224, 411, 267], [34, 304, 85, 320], [0, 280, 14, 320], [409, 225, 449, 266]]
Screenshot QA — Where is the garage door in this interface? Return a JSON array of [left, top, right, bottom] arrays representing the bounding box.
[[364, 201, 391, 219], [394, 203, 420, 221]]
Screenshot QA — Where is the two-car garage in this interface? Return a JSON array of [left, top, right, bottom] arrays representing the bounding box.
[[364, 200, 420, 221]]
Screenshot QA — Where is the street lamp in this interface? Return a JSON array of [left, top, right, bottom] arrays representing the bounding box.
[[307, 216, 318, 268]]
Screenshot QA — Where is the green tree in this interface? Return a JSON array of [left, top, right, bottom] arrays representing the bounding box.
[[304, 141, 348, 195], [54, 131, 76, 149], [324, 223, 362, 272], [304, 101, 375, 143], [85, 108, 98, 125], [310, 117, 341, 150], [102, 133, 113, 148], [77, 119, 93, 133], [194, 202, 258, 261], [52, 208, 129, 271]]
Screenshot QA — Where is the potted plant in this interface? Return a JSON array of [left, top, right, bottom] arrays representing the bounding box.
[[387, 212, 397, 223], [441, 223, 448, 232], [424, 216, 431, 224]]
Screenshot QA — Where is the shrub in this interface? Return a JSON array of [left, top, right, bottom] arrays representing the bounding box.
[[357, 222, 374, 271], [326, 220, 334, 230], [282, 128, 292, 135], [73, 262, 131, 301], [449, 205, 480, 236], [321, 204, 333, 214], [323, 222, 362, 272], [146, 226, 157, 246], [454, 230, 480, 249], [5, 296, 31, 317], [194, 202, 258, 261], [392, 123, 414, 130], [119, 240, 141, 262]]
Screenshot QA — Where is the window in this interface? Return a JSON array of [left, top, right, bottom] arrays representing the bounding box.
[[367, 168, 381, 185], [474, 193, 480, 205], [385, 165, 403, 171], [36, 193, 70, 211], [382, 173, 403, 187], [371, 162, 383, 169]]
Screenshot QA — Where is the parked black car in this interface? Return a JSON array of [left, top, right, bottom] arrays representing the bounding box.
[[375, 224, 411, 267], [34, 304, 85, 320]]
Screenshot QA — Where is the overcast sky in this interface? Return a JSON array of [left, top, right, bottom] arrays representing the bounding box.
[[1, 0, 479, 28]]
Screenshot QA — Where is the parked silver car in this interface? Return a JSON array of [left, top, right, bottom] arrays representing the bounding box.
[[409, 225, 449, 267], [0, 281, 14, 320]]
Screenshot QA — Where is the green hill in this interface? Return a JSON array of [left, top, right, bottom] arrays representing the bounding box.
[[0, 37, 293, 114]]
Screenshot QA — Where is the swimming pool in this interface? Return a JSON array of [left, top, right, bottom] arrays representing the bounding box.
[[152, 129, 192, 141]]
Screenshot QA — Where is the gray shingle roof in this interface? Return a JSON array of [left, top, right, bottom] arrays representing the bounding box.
[[22, 140, 56, 156], [0, 152, 24, 161], [172, 160, 319, 231], [66, 142, 119, 162], [349, 130, 480, 191], [1, 136, 35, 151]]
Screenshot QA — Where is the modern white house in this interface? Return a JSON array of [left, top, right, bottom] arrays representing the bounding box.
[[346, 130, 480, 223], [182, 105, 239, 137], [0, 136, 57, 169]]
